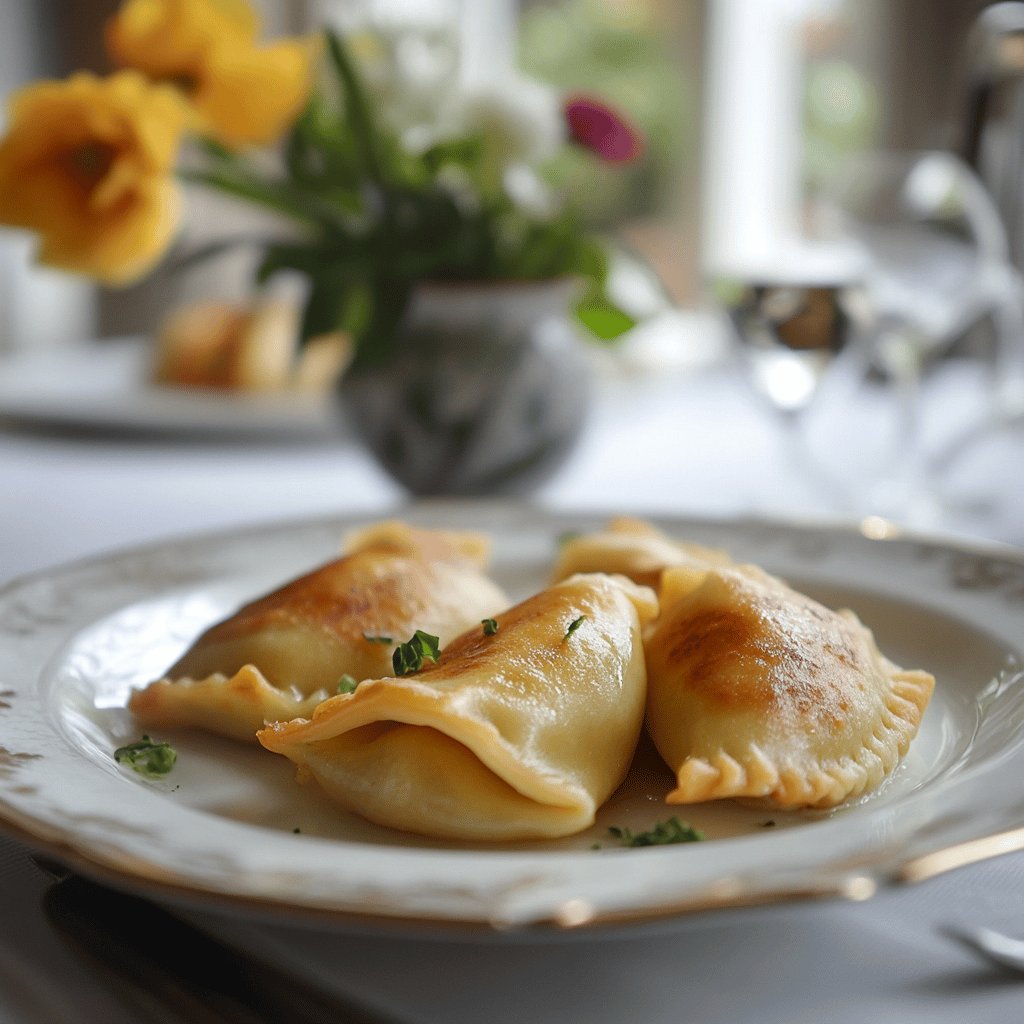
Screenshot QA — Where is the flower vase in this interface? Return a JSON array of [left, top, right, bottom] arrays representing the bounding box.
[[338, 278, 591, 496]]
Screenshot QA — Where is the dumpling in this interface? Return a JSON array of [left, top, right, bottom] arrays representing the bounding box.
[[258, 573, 658, 840], [128, 522, 509, 741], [551, 517, 732, 590], [644, 563, 935, 809]]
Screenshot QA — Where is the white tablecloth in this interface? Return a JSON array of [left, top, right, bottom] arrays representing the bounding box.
[[1, 329, 1023, 1023]]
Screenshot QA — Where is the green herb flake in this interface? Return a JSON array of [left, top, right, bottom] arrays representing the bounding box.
[[114, 735, 177, 778], [292, 827, 302, 834], [336, 673, 359, 694], [564, 615, 586, 640], [557, 530, 582, 547], [608, 816, 704, 847], [760, 820, 777, 829], [363, 633, 393, 645], [392, 629, 441, 676], [481, 618, 499, 636]]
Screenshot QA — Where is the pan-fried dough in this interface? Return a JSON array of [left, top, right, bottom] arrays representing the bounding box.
[[645, 564, 935, 809], [128, 522, 508, 741], [258, 573, 658, 840], [551, 517, 732, 590]]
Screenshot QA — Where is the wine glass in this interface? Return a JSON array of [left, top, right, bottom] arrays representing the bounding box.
[[712, 243, 872, 513], [821, 149, 1022, 524]]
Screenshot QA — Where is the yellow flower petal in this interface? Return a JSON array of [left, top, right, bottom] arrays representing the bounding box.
[[106, 0, 311, 147], [0, 71, 187, 284], [106, 0, 259, 80], [39, 177, 183, 286], [193, 37, 316, 147]]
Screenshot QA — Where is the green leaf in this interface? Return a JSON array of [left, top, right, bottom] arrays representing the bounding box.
[[574, 287, 636, 342], [392, 630, 441, 676], [255, 243, 349, 284], [571, 237, 610, 284], [481, 618, 499, 636], [339, 282, 373, 337], [608, 817, 704, 847], [421, 135, 486, 174], [299, 280, 349, 345], [336, 673, 359, 694], [192, 134, 239, 163], [178, 167, 345, 229], [324, 30, 386, 184], [564, 615, 586, 639], [362, 633, 393, 644], [114, 735, 177, 778], [283, 102, 325, 183], [350, 275, 413, 367]]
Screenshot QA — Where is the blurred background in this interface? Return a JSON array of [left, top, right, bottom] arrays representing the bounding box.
[[0, 0, 991, 347], [4, 10, 1024, 1020], [1, 0, 1021, 543]]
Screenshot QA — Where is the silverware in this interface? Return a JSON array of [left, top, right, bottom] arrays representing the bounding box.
[[36, 858, 404, 1023], [941, 923, 1024, 975]]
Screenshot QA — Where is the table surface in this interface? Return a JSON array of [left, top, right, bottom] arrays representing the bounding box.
[[2, 319, 1023, 1023]]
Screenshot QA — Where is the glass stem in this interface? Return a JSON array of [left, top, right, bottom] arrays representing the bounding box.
[[874, 326, 937, 524], [777, 408, 851, 513]]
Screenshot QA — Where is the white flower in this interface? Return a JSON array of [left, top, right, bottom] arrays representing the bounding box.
[[503, 163, 558, 219], [350, 28, 564, 172], [350, 25, 459, 146], [435, 163, 482, 214], [452, 76, 564, 167]]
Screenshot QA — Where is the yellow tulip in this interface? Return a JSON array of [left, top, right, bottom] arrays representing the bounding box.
[[105, 0, 258, 80], [106, 0, 314, 147], [0, 71, 187, 285], [193, 37, 317, 148]]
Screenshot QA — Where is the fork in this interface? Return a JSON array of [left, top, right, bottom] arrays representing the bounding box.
[[941, 924, 1024, 975]]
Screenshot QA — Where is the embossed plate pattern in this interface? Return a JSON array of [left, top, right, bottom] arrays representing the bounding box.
[[0, 504, 1022, 933]]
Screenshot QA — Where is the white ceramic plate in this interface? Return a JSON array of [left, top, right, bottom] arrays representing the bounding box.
[[0, 504, 1022, 935], [0, 336, 336, 440]]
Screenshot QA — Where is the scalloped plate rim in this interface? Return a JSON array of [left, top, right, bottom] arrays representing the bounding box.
[[0, 502, 1022, 936]]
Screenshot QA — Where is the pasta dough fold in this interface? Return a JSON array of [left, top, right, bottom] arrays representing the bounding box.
[[645, 563, 935, 809], [128, 522, 508, 741], [258, 573, 658, 840], [552, 517, 732, 590]]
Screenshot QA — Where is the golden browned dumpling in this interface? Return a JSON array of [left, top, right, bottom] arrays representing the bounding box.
[[645, 563, 935, 809], [128, 522, 508, 741], [551, 517, 732, 590], [258, 573, 659, 840]]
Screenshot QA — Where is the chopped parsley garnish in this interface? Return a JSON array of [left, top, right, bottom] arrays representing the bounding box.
[[114, 735, 176, 778], [363, 633, 393, 645], [336, 674, 359, 694], [608, 816, 704, 847], [564, 615, 586, 639], [481, 618, 499, 636], [392, 630, 441, 676], [557, 530, 582, 546]]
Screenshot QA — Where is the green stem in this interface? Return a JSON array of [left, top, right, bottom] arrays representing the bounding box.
[[178, 168, 358, 239], [324, 30, 386, 186]]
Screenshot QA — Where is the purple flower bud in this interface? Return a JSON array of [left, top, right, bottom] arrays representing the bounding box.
[[564, 95, 644, 164]]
